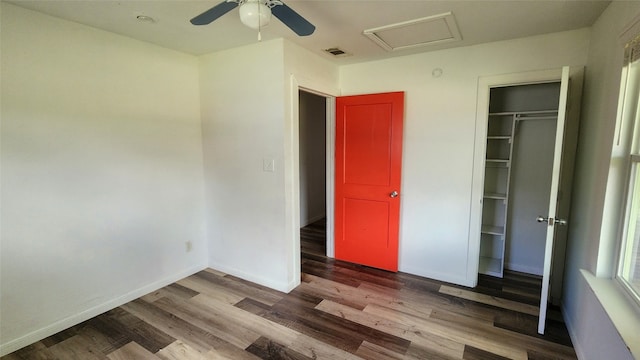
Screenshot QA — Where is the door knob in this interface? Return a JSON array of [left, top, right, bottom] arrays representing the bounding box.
[[390, 190, 399, 198], [555, 218, 567, 226], [537, 216, 567, 226]]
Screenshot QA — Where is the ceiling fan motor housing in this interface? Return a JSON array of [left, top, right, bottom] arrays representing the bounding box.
[[239, 1, 272, 29]]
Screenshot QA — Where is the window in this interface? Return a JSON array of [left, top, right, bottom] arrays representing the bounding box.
[[617, 33, 640, 303]]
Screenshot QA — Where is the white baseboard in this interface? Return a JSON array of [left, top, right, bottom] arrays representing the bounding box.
[[0, 263, 207, 357], [209, 261, 296, 293], [561, 300, 586, 360]]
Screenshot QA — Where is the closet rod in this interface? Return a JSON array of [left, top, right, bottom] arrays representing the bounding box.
[[515, 115, 557, 121], [489, 110, 558, 116]]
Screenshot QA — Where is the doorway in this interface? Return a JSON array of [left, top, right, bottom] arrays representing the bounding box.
[[299, 90, 328, 257]]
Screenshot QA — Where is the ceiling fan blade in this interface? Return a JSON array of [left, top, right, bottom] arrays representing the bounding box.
[[271, 3, 315, 36], [190, 1, 238, 25]]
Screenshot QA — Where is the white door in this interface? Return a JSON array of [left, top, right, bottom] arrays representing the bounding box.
[[537, 66, 571, 334]]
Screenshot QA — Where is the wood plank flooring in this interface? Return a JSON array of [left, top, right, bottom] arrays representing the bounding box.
[[3, 219, 576, 359]]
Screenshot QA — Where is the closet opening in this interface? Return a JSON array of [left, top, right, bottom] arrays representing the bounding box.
[[479, 82, 562, 280], [473, 66, 583, 334]]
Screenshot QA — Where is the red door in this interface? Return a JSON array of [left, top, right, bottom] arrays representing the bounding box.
[[335, 92, 404, 272]]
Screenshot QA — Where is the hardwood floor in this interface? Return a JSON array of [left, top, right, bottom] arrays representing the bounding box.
[[300, 218, 328, 257], [3, 220, 576, 359]]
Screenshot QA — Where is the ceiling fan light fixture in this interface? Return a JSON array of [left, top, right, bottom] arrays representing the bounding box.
[[239, 1, 271, 30]]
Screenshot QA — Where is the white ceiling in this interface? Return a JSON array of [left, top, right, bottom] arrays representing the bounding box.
[[7, 0, 611, 64]]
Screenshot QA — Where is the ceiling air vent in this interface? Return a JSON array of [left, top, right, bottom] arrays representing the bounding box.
[[364, 12, 462, 52], [324, 47, 351, 57]]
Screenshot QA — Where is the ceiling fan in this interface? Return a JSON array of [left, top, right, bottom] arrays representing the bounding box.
[[190, 0, 315, 37]]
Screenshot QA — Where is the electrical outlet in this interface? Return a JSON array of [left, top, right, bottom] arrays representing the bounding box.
[[185, 241, 192, 252]]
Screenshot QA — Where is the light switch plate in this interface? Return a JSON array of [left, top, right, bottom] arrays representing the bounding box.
[[263, 158, 275, 172]]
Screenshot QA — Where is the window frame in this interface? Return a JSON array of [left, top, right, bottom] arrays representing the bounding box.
[[615, 38, 640, 306], [618, 157, 640, 304]]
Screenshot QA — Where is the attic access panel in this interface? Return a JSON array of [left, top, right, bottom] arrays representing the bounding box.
[[364, 12, 461, 52]]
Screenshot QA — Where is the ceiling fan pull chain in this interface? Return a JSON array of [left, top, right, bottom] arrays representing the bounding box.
[[258, 0, 262, 41]]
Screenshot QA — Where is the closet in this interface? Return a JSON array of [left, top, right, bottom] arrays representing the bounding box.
[[479, 82, 562, 278], [473, 66, 583, 334]]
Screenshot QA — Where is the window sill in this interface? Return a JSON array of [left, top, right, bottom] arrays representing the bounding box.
[[581, 269, 640, 358]]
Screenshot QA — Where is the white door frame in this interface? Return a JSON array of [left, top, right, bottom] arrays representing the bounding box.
[[287, 75, 337, 292], [325, 96, 336, 258], [469, 66, 580, 334]]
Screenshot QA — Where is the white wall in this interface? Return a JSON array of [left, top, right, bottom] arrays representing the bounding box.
[[199, 39, 289, 291], [299, 91, 326, 226], [199, 39, 339, 292], [340, 29, 590, 286], [0, 3, 206, 355], [563, 2, 640, 359]]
